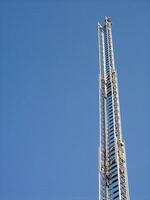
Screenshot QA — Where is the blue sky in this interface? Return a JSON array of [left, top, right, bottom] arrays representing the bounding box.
[[0, 0, 150, 200]]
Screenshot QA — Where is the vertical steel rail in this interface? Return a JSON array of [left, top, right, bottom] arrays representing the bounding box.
[[98, 22, 102, 200]]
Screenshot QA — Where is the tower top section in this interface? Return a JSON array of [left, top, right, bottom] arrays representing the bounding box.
[[98, 16, 112, 32], [105, 16, 112, 24], [98, 16, 115, 72], [98, 22, 103, 32]]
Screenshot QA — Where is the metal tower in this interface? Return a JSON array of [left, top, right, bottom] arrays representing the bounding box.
[[98, 16, 130, 200]]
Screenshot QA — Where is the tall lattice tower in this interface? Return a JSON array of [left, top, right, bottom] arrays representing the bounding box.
[[98, 16, 130, 200]]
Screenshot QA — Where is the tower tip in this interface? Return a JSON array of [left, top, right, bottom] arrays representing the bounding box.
[[98, 21, 102, 27], [105, 16, 112, 25], [98, 22, 103, 32]]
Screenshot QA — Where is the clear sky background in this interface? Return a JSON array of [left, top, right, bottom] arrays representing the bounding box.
[[0, 0, 149, 200]]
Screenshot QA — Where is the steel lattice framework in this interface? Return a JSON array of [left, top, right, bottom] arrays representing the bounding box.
[[98, 16, 130, 200]]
